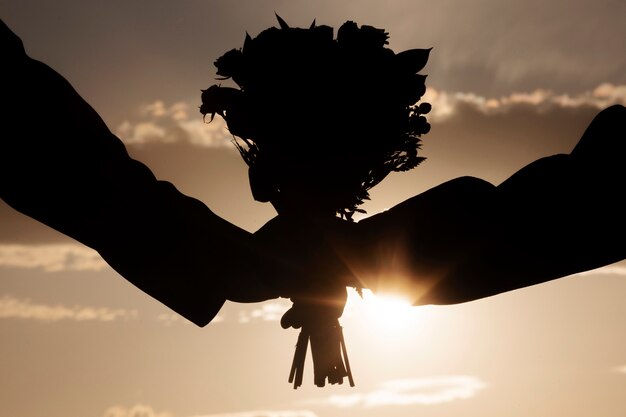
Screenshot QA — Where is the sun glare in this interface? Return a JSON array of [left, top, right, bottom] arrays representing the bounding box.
[[345, 288, 418, 331]]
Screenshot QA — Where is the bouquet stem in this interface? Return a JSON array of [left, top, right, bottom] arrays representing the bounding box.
[[288, 318, 354, 389]]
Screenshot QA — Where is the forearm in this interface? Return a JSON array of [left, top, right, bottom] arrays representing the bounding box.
[[420, 150, 626, 305], [353, 142, 626, 306]]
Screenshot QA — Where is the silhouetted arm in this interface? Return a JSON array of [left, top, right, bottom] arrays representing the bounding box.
[[353, 104, 626, 305], [253, 105, 626, 307], [0, 19, 290, 326]]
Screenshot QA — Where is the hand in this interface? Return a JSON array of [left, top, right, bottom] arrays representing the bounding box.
[[249, 214, 358, 303]]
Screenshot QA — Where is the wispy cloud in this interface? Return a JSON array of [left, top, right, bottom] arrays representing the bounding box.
[[0, 295, 223, 325], [0, 295, 137, 322], [0, 244, 108, 272], [157, 311, 223, 326], [424, 83, 626, 122], [193, 411, 318, 417], [153, 303, 281, 326], [113, 84, 626, 149], [304, 375, 486, 408], [237, 301, 290, 324], [116, 100, 234, 147], [103, 404, 318, 417], [103, 404, 172, 417]]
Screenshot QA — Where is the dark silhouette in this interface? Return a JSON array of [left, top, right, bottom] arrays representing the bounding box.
[[201, 17, 431, 221], [1, 17, 625, 389], [201, 16, 432, 388]]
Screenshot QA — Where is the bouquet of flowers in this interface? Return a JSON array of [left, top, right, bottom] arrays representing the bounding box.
[[201, 15, 431, 220], [201, 15, 432, 389]]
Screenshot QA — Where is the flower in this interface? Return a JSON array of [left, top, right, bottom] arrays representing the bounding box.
[[337, 20, 389, 49], [214, 48, 243, 80]]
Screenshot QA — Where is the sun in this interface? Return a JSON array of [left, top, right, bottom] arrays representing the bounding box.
[[344, 288, 420, 332]]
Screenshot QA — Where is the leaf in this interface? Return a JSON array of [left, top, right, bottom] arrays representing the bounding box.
[[214, 48, 243, 78], [275, 13, 290, 30], [243, 32, 252, 52], [395, 48, 432, 73], [360, 25, 389, 47], [337, 20, 358, 43]]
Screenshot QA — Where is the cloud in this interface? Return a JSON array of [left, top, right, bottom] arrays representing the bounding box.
[[157, 311, 223, 326], [159, 301, 287, 325], [424, 83, 626, 123], [103, 404, 172, 417], [116, 100, 234, 147], [193, 411, 318, 417], [115, 86, 626, 150], [112, 83, 626, 151], [0, 295, 138, 322], [0, 244, 108, 272], [304, 375, 486, 408], [237, 301, 290, 324], [0, 296, 222, 325], [103, 405, 318, 417]]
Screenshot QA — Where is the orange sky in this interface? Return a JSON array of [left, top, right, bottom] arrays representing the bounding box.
[[1, 1, 626, 417]]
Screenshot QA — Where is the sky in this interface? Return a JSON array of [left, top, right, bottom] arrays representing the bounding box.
[[1, 1, 626, 417]]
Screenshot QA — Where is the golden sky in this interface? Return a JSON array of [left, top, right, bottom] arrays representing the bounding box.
[[1, 1, 626, 417]]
